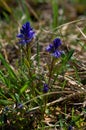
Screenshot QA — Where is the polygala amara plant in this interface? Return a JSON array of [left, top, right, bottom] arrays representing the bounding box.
[[16, 21, 64, 114], [17, 21, 64, 94], [0, 21, 75, 129]]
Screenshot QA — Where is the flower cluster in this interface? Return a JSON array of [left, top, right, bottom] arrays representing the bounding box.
[[17, 22, 35, 45], [46, 38, 63, 58]]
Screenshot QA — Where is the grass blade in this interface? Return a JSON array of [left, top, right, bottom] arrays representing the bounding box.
[[53, 49, 74, 84], [0, 53, 17, 80]]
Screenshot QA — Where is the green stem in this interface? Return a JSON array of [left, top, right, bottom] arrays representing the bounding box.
[[48, 57, 55, 86]]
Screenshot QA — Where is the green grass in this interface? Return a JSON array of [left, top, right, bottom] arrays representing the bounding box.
[[52, 0, 58, 28]]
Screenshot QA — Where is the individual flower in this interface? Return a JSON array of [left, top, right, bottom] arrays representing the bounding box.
[[53, 38, 62, 49], [17, 22, 35, 45], [4, 106, 9, 111], [46, 38, 63, 58], [68, 125, 73, 130], [43, 84, 49, 93], [17, 103, 23, 109]]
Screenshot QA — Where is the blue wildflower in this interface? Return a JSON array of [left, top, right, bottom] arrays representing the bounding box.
[[52, 50, 63, 58], [43, 84, 49, 93], [17, 103, 23, 109], [46, 38, 63, 58], [68, 125, 73, 130], [17, 22, 35, 45]]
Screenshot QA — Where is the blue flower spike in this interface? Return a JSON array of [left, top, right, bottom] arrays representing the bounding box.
[[43, 84, 49, 93], [17, 22, 35, 45], [46, 38, 63, 58]]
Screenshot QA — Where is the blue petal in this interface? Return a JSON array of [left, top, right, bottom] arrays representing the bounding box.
[[53, 38, 62, 49], [43, 84, 49, 93], [22, 22, 30, 30], [20, 29, 25, 34], [26, 22, 30, 28], [25, 22, 32, 31], [17, 34, 24, 38], [52, 50, 62, 58], [22, 24, 26, 29], [68, 126, 73, 130], [46, 44, 54, 52], [27, 30, 35, 39]]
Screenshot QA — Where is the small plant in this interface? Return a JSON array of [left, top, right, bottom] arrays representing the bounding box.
[[0, 21, 74, 129]]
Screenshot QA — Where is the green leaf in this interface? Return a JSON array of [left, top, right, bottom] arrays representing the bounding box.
[[0, 53, 17, 80], [0, 91, 8, 99], [0, 0, 12, 14], [53, 49, 74, 84], [14, 93, 20, 103], [52, 0, 58, 28], [0, 99, 13, 105], [20, 83, 29, 94]]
